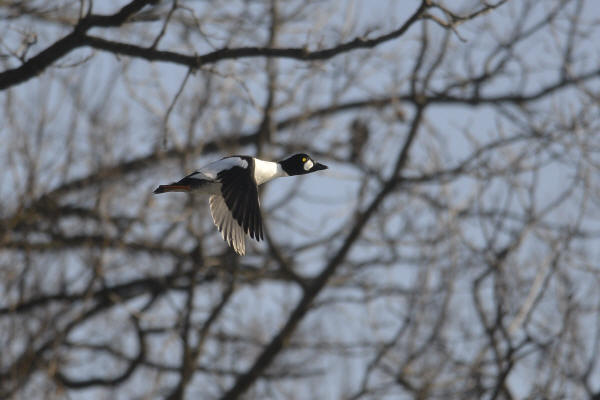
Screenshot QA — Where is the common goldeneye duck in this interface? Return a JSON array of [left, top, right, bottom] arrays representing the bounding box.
[[153, 154, 328, 255]]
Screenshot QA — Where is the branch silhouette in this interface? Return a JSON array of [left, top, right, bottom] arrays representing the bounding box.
[[0, 1, 429, 91]]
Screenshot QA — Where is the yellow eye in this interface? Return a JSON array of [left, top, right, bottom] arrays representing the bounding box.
[[302, 157, 307, 162]]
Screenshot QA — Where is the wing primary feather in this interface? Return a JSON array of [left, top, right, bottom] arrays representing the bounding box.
[[209, 195, 247, 256], [228, 215, 236, 248], [257, 212, 263, 241], [258, 207, 263, 240], [243, 194, 251, 235], [251, 206, 259, 240]]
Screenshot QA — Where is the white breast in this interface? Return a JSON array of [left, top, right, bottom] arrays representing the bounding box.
[[253, 158, 286, 185]]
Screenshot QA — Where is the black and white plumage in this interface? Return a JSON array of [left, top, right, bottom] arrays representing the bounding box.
[[153, 154, 328, 255]]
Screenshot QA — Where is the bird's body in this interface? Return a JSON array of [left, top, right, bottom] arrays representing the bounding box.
[[154, 154, 327, 255]]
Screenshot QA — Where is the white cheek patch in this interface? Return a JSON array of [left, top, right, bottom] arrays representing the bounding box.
[[303, 159, 314, 171]]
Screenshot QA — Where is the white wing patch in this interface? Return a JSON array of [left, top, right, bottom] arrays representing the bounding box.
[[209, 195, 246, 255], [199, 157, 248, 180]]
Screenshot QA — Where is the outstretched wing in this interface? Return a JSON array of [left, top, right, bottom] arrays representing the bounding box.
[[216, 165, 264, 242], [209, 195, 247, 255]]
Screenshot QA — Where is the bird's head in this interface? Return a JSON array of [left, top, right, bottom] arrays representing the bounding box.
[[279, 153, 328, 176]]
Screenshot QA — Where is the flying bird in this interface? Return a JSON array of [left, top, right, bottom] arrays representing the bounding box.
[[154, 154, 328, 255]]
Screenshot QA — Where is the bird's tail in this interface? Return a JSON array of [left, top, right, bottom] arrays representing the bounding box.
[[153, 184, 191, 194]]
